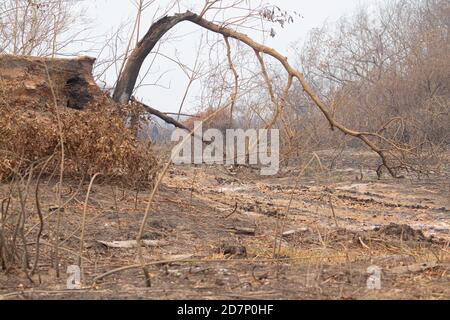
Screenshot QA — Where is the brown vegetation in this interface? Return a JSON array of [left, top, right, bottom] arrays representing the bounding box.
[[0, 55, 156, 184]]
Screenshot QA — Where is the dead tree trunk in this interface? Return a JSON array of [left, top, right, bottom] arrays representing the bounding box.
[[112, 12, 197, 104]]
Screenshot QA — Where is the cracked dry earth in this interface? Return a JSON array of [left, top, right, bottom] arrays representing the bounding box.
[[1, 151, 449, 300]]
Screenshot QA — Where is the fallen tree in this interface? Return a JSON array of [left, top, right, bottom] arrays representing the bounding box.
[[111, 9, 417, 287], [113, 11, 406, 177]]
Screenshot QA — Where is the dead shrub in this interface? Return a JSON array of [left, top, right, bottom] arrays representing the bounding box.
[[0, 89, 157, 186]]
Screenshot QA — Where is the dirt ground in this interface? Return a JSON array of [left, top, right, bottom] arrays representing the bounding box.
[[0, 150, 449, 300]]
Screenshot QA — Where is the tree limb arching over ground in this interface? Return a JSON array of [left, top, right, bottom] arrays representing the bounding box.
[[113, 11, 398, 177]]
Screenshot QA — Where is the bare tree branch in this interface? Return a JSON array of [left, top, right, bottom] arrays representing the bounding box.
[[130, 96, 189, 131], [115, 10, 398, 176]]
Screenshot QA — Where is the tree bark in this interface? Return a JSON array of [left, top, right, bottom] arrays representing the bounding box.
[[112, 12, 197, 104]]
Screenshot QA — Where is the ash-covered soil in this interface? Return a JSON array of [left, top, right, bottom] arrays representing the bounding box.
[[1, 150, 449, 300]]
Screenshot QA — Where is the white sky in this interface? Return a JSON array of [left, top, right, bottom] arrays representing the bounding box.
[[76, 0, 376, 114]]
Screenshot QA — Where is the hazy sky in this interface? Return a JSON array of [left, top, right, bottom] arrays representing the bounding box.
[[78, 0, 376, 114]]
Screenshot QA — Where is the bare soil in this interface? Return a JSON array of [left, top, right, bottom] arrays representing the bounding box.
[[1, 150, 449, 300]]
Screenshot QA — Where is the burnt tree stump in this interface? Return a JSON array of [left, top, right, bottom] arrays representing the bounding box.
[[0, 55, 103, 111]]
